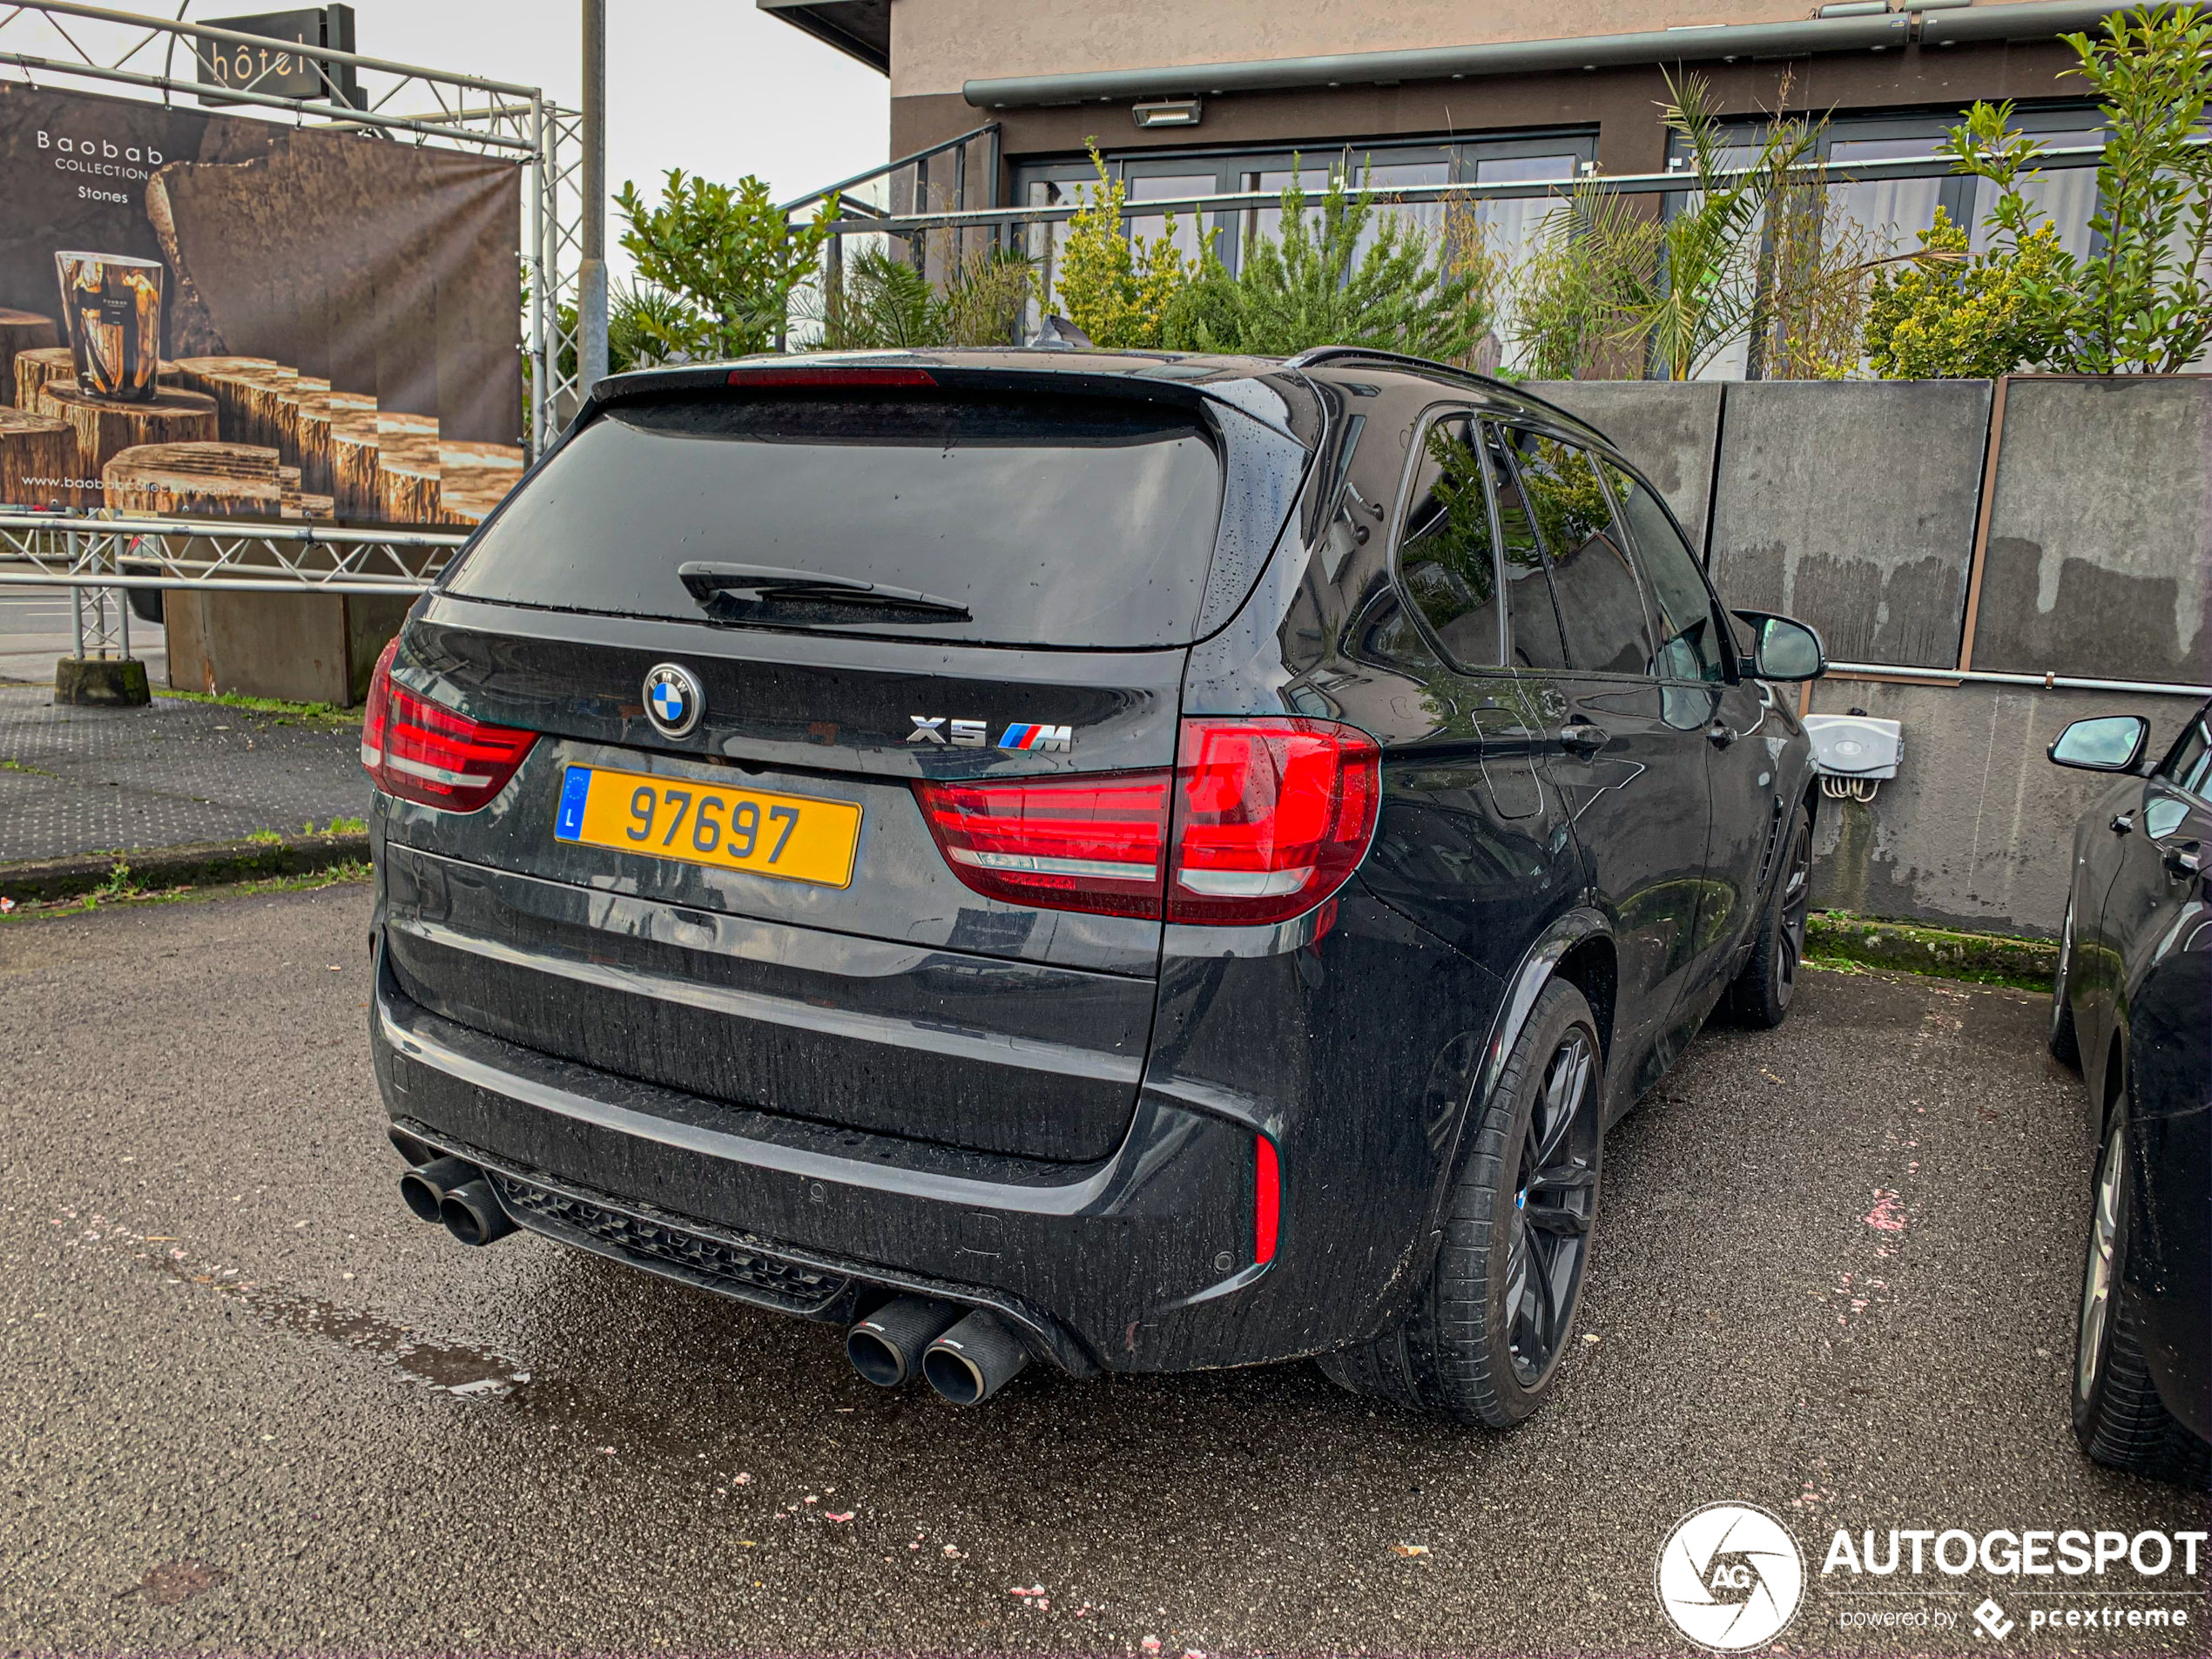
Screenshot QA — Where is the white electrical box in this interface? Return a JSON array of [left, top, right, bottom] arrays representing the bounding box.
[[1804, 714, 1904, 779]]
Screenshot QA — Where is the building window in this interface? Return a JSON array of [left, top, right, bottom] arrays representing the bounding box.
[[1016, 131, 1595, 363]]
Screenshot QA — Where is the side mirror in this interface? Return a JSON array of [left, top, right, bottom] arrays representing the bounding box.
[[1733, 610, 1826, 682], [2048, 715, 2150, 772]]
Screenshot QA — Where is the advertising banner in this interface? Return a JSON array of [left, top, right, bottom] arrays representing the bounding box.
[[0, 80, 523, 528]]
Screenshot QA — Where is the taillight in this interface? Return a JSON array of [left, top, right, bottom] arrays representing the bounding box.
[[360, 637, 536, 813], [913, 770, 1170, 917], [1168, 718, 1380, 926], [913, 716, 1380, 927], [1254, 1134, 1280, 1264]]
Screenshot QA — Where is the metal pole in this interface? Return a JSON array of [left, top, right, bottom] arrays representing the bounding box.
[[577, 0, 609, 399], [113, 535, 130, 663], [528, 91, 549, 456], [68, 530, 84, 658]]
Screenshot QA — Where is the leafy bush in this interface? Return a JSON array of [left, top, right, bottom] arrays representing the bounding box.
[[1052, 145, 1202, 349], [1163, 171, 1496, 361], [1925, 4, 2212, 375], [615, 170, 839, 360], [1863, 209, 2070, 378]]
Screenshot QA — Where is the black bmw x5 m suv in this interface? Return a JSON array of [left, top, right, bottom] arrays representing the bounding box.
[[366, 348, 1824, 1421]]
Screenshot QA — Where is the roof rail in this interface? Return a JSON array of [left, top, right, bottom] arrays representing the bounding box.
[[1279, 347, 1599, 434]]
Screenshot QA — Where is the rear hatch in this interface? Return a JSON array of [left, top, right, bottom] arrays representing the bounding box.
[[374, 361, 1315, 1164]]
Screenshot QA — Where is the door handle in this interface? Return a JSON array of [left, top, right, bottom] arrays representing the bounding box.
[[2111, 809, 2136, 834], [1558, 722, 1609, 755], [2164, 840, 2203, 880], [1706, 721, 1739, 749]]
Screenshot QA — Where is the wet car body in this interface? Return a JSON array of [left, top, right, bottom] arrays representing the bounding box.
[[368, 347, 1820, 1393], [2048, 701, 2212, 1474]]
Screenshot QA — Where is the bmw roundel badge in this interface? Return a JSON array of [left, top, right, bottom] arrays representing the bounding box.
[[642, 663, 705, 739]]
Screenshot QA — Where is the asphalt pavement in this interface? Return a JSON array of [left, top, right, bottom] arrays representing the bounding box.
[[2, 883, 2204, 1656]]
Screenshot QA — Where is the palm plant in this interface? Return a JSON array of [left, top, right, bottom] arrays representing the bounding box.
[[1635, 74, 1824, 380], [810, 243, 1040, 350]]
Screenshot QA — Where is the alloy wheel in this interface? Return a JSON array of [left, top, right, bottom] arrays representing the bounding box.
[[2076, 1124, 2124, 1402], [1774, 819, 1812, 1009], [1503, 1028, 1599, 1387]]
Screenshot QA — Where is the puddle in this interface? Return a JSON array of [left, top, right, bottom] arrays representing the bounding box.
[[129, 1243, 530, 1399]]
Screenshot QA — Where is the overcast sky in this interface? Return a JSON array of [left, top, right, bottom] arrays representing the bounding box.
[[5, 1, 893, 280]]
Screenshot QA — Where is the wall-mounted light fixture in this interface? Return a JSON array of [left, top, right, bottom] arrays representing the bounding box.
[[1133, 98, 1203, 128]]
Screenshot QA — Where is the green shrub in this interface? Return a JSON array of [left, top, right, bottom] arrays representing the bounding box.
[[1863, 209, 2071, 377], [1939, 4, 2212, 375], [1052, 145, 1202, 349], [1163, 170, 1494, 361], [818, 244, 1038, 349], [615, 170, 840, 360]]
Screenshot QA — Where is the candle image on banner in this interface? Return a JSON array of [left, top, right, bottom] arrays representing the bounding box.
[[53, 251, 164, 402]]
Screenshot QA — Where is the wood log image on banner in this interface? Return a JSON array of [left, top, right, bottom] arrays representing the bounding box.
[[0, 79, 522, 524]]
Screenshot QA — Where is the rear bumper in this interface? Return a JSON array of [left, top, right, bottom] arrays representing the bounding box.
[[374, 947, 1264, 1376], [371, 857, 1510, 1378]]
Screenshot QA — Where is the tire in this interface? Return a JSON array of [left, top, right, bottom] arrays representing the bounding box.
[[1729, 804, 1812, 1028], [2048, 896, 2081, 1069], [1318, 980, 1602, 1426], [2072, 1117, 2211, 1487]]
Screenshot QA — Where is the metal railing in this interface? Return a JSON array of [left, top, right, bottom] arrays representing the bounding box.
[[0, 508, 457, 661]]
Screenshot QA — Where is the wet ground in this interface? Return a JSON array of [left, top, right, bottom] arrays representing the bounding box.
[[2, 884, 2204, 1656], [0, 683, 364, 863]]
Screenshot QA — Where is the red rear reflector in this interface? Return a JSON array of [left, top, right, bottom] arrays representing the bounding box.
[[913, 717, 1380, 927], [1169, 718, 1381, 926], [1255, 1135, 1280, 1264], [361, 637, 536, 813], [725, 366, 936, 388], [913, 771, 1170, 918]]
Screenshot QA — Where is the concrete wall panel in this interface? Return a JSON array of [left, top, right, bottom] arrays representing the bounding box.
[[1971, 376, 2212, 685], [1708, 380, 1989, 669], [1804, 676, 2182, 938], [1524, 380, 1722, 551]]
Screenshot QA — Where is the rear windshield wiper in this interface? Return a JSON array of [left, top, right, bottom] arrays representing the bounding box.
[[677, 561, 972, 624]]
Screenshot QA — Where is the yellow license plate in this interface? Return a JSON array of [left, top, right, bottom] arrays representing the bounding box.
[[554, 764, 861, 888]]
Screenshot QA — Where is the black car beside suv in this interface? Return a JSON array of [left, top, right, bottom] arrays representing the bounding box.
[[2047, 701, 2212, 1485], [364, 347, 1824, 1421]]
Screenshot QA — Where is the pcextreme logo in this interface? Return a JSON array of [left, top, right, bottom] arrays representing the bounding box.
[[1656, 1503, 1806, 1651], [1657, 1511, 2209, 1650]]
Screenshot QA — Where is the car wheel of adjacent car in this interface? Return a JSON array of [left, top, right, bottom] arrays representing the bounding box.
[[2048, 896, 2081, 1069], [1318, 980, 1602, 1427], [1729, 804, 1812, 1029], [2072, 1116, 2211, 1487]]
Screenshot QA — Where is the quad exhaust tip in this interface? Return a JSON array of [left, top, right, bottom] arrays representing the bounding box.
[[399, 1157, 516, 1247], [846, 1295, 963, 1388], [921, 1309, 1030, 1406]]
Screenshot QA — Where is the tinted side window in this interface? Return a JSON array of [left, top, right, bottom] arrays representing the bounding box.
[[1480, 424, 1568, 672], [1505, 429, 1654, 676], [1395, 415, 1502, 670], [2161, 713, 2211, 797], [1606, 461, 1725, 683]]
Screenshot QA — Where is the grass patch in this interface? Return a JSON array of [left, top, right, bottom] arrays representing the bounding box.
[[0, 758, 54, 776], [157, 687, 357, 724], [0, 856, 371, 921], [1805, 910, 2057, 992]]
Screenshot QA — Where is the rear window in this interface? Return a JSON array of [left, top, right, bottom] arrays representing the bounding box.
[[444, 392, 1226, 648]]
